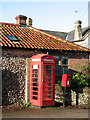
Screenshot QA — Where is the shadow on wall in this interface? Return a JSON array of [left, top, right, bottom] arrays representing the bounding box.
[[2, 69, 20, 106]]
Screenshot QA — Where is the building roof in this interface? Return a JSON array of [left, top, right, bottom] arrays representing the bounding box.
[[66, 27, 90, 42], [0, 22, 89, 52], [39, 29, 67, 39]]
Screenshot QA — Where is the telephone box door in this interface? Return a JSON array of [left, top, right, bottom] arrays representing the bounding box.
[[43, 63, 55, 104]]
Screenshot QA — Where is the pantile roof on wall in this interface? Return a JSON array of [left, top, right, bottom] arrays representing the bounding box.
[[0, 22, 89, 52]]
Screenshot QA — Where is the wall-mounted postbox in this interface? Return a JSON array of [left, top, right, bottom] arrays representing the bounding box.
[[30, 54, 55, 107], [61, 74, 71, 87]]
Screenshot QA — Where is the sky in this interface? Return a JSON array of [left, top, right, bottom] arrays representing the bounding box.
[[0, 0, 89, 32]]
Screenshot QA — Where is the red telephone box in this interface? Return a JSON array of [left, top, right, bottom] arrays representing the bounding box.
[[61, 74, 71, 87], [30, 54, 55, 107]]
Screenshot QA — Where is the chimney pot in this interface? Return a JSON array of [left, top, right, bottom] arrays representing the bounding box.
[[74, 20, 82, 41], [26, 18, 32, 26]]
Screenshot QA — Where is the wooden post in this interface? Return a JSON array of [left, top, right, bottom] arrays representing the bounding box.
[[63, 87, 66, 107]]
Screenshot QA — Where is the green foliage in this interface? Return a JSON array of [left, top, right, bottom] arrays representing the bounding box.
[[70, 46, 73, 50], [17, 28, 19, 30], [45, 40, 47, 43], [53, 40, 58, 44], [71, 72, 88, 91], [76, 64, 90, 86], [80, 65, 90, 79], [24, 37, 27, 40], [45, 35, 48, 37], [24, 101, 31, 107], [57, 81, 61, 86], [34, 34, 37, 37], [25, 31, 28, 33], [2, 32, 7, 35], [40, 36, 42, 38], [37, 47, 41, 50], [55, 80, 61, 86]]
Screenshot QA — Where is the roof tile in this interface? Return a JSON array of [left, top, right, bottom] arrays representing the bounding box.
[[0, 22, 89, 52]]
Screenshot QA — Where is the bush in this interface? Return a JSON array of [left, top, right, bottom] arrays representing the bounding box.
[[71, 72, 88, 91]]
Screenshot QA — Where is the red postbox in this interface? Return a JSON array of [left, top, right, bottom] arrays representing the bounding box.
[[61, 74, 71, 87], [30, 54, 55, 107]]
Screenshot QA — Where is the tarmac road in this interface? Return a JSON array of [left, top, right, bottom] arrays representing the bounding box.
[[2, 107, 89, 118]]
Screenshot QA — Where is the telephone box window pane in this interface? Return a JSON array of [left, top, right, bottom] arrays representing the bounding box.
[[33, 74, 37, 77], [48, 92, 51, 95], [33, 83, 38, 86], [33, 87, 38, 90], [32, 96, 38, 100], [46, 74, 51, 77], [48, 74, 51, 77], [33, 92, 38, 95], [47, 70, 51, 73], [47, 96, 51, 98], [48, 79, 51, 82], [33, 78, 37, 82], [48, 87, 51, 90], [33, 70, 38, 73], [48, 83, 51, 86], [46, 65, 51, 69]]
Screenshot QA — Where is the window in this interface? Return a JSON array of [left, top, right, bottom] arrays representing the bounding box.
[[62, 56, 68, 65], [61, 56, 68, 75], [6, 35, 19, 43]]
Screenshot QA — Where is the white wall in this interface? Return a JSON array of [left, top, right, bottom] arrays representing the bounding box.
[[74, 36, 89, 49]]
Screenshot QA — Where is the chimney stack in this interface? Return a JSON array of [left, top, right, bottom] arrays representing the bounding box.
[[15, 15, 27, 26], [74, 20, 82, 41]]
